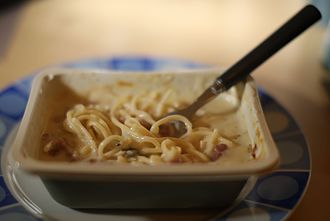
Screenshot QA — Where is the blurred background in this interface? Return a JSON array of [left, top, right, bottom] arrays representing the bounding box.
[[0, 0, 329, 220]]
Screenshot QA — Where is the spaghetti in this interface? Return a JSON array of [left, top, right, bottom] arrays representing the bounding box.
[[41, 86, 240, 165]]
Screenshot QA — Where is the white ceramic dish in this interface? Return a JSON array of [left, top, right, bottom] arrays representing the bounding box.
[[11, 68, 279, 209]]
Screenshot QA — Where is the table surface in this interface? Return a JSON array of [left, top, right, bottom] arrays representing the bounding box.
[[0, 0, 329, 220]]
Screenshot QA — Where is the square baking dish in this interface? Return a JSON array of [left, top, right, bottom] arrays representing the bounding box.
[[12, 68, 279, 209]]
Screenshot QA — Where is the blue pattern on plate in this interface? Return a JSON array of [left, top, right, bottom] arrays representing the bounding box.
[[275, 133, 310, 170], [259, 90, 310, 170], [258, 87, 274, 106], [62, 57, 113, 69], [0, 86, 28, 120], [0, 176, 17, 207], [0, 57, 311, 221], [13, 75, 35, 96], [263, 102, 301, 138], [246, 171, 309, 209], [0, 205, 42, 221], [0, 115, 16, 147], [110, 57, 156, 71], [62, 56, 208, 71]]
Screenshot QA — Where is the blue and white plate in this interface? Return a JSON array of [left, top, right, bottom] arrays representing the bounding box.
[[0, 57, 310, 221]]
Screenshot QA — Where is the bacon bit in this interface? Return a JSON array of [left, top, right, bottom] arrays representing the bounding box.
[[139, 119, 151, 130], [41, 133, 51, 142], [49, 148, 60, 156], [252, 144, 257, 159], [118, 116, 125, 123], [210, 143, 228, 161], [247, 144, 257, 159], [171, 157, 184, 164], [45, 137, 69, 156], [159, 123, 178, 137], [159, 124, 170, 137], [89, 159, 97, 163], [216, 143, 228, 152]]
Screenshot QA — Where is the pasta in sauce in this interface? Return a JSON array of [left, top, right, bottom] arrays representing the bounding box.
[[41, 76, 255, 165]]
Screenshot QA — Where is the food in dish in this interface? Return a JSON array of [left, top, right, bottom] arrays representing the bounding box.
[[40, 74, 257, 165]]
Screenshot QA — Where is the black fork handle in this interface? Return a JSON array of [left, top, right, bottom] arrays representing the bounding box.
[[215, 5, 321, 91]]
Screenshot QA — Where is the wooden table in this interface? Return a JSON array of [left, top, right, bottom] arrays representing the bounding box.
[[0, 0, 329, 220]]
